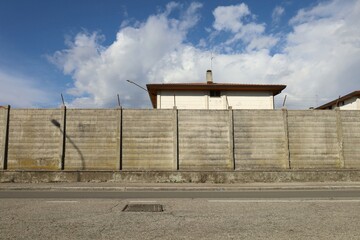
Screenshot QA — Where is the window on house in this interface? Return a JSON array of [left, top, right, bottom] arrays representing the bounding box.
[[210, 90, 221, 97]]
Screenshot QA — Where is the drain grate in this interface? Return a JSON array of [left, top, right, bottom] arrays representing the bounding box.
[[122, 204, 163, 212]]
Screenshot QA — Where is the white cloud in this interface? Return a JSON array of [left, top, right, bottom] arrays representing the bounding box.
[[0, 70, 51, 108], [50, 0, 360, 109], [50, 2, 203, 108], [212, 4, 278, 51], [212, 3, 251, 33], [272, 6, 284, 24], [281, 0, 360, 107]]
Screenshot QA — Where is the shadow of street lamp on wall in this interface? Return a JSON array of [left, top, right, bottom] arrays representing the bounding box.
[[51, 119, 85, 171]]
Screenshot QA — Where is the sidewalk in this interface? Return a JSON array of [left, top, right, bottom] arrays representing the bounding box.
[[1, 182, 360, 191]]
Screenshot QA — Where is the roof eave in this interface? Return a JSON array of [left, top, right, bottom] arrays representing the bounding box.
[[316, 91, 360, 109]]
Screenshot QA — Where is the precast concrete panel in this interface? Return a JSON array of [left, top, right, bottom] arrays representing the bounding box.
[[178, 110, 232, 170], [340, 111, 360, 168], [7, 109, 62, 170], [0, 107, 8, 169], [65, 109, 120, 170], [122, 109, 176, 170], [288, 111, 340, 168], [233, 110, 288, 170]]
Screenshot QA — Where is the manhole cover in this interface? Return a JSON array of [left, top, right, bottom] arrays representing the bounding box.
[[122, 204, 163, 212]]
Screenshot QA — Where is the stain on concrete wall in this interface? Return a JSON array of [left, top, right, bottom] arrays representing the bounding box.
[[65, 109, 120, 170], [288, 111, 339, 168], [340, 111, 360, 168], [178, 110, 232, 170], [122, 109, 176, 170], [234, 110, 288, 169], [7, 109, 62, 170]]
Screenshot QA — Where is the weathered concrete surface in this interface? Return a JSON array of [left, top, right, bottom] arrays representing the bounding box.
[[234, 110, 288, 170], [122, 110, 176, 170], [340, 111, 360, 168], [65, 109, 120, 170], [7, 109, 62, 170], [1, 170, 359, 183], [2, 109, 360, 172], [0, 107, 8, 169], [178, 110, 232, 170], [2, 198, 360, 240], [288, 111, 340, 169]]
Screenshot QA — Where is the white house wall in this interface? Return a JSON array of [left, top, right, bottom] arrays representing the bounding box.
[[340, 97, 359, 110], [159, 91, 206, 109], [157, 90, 274, 109], [328, 97, 360, 110], [226, 91, 273, 109]]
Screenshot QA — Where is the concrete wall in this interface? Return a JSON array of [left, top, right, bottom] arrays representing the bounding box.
[[0, 107, 8, 169], [122, 109, 176, 170], [1, 108, 360, 171], [7, 109, 62, 170], [234, 110, 288, 170], [340, 111, 360, 168], [65, 109, 120, 170], [178, 110, 233, 170], [288, 111, 340, 169]]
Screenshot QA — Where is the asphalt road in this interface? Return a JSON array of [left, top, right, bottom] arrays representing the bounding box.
[[1, 188, 360, 239], [1, 189, 360, 199]]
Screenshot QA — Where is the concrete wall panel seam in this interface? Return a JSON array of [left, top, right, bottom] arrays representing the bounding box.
[[117, 108, 122, 171], [60, 106, 66, 170], [336, 109, 345, 168], [282, 109, 291, 169], [229, 109, 235, 170], [1, 106, 10, 170], [174, 108, 179, 170]]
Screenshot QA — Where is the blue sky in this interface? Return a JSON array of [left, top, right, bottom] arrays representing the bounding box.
[[0, 0, 359, 109]]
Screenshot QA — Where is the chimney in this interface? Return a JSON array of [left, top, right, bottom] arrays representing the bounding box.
[[206, 70, 213, 84]]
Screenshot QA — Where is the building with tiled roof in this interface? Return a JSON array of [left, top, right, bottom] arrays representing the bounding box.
[[146, 70, 286, 109], [316, 90, 360, 110]]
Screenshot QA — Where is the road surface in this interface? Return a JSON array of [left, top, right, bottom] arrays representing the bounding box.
[[0, 188, 360, 239]]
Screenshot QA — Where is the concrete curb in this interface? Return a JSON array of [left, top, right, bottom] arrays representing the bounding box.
[[2, 182, 360, 192], [2, 186, 360, 192]]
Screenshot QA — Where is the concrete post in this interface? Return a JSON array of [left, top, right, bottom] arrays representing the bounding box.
[[282, 108, 291, 169], [335, 108, 345, 168], [1, 105, 10, 170], [116, 107, 122, 170], [229, 108, 235, 170], [173, 107, 179, 170], [59, 106, 66, 170], [119, 108, 123, 170]]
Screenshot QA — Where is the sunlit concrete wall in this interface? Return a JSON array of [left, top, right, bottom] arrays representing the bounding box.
[[0, 107, 8, 169], [340, 111, 360, 168], [233, 110, 288, 170], [122, 109, 176, 170], [64, 109, 120, 170], [7, 109, 62, 170], [288, 111, 340, 169], [178, 110, 233, 170], [0, 108, 360, 171]]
